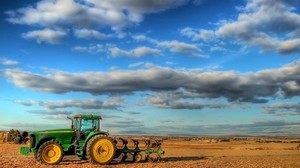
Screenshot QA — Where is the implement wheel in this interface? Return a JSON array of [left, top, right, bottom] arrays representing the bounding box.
[[134, 153, 143, 162], [86, 135, 116, 164], [36, 140, 63, 164]]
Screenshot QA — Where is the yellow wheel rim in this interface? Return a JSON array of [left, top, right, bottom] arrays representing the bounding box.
[[41, 144, 62, 164], [92, 138, 115, 163]]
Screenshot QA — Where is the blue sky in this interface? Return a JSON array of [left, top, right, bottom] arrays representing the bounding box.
[[1, 0, 300, 135]]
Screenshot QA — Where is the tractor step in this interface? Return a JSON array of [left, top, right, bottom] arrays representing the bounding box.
[[75, 146, 84, 157]]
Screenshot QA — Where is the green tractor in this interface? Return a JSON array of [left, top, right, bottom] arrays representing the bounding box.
[[19, 114, 164, 165]]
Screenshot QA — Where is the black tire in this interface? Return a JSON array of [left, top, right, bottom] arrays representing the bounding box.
[[86, 135, 116, 164], [36, 140, 64, 165]]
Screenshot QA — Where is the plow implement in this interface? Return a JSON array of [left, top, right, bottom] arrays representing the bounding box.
[[113, 138, 165, 163]]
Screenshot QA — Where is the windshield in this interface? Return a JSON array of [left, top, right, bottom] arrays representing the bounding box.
[[73, 117, 100, 132], [81, 119, 99, 131]]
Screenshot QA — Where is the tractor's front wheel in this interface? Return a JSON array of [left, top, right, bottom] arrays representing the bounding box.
[[36, 140, 63, 164], [86, 135, 116, 164]]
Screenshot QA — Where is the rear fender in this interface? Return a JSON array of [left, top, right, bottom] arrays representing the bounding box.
[[83, 132, 108, 148], [86, 131, 108, 142]]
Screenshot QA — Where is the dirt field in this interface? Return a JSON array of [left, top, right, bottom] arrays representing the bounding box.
[[1, 137, 300, 168]]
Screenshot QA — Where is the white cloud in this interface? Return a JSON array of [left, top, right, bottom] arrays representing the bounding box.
[[210, 45, 228, 52], [88, 0, 188, 15], [42, 114, 71, 119], [109, 46, 161, 58], [6, 0, 189, 45], [130, 34, 206, 58], [263, 102, 300, 116], [22, 28, 67, 44], [27, 109, 73, 116], [6, 0, 188, 31], [181, 0, 300, 55], [127, 62, 154, 69], [6, 0, 82, 26], [181, 27, 215, 42], [147, 91, 227, 110], [157, 40, 206, 57], [0, 58, 19, 66], [73, 44, 104, 54], [128, 62, 146, 68], [130, 34, 158, 43], [165, 61, 176, 65], [277, 39, 300, 54], [16, 97, 123, 110], [4, 61, 300, 104], [217, 0, 300, 55], [73, 28, 109, 40]]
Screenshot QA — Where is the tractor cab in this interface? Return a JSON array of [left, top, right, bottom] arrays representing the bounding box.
[[70, 114, 103, 141]]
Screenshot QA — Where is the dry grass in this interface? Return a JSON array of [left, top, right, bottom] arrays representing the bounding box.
[[1, 137, 300, 168]]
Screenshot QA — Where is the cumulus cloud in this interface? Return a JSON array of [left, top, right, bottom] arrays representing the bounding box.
[[263, 103, 300, 115], [109, 46, 161, 57], [127, 118, 300, 135], [6, 0, 189, 45], [129, 35, 205, 58], [6, 0, 188, 33], [4, 61, 300, 103], [15, 100, 40, 106], [73, 44, 104, 54], [147, 90, 227, 110], [125, 111, 141, 115], [178, 119, 300, 135], [15, 97, 123, 110], [22, 28, 67, 44], [130, 34, 158, 44], [181, 0, 300, 55], [26, 109, 73, 119], [73, 29, 109, 40], [128, 62, 146, 68], [104, 119, 144, 129], [159, 119, 175, 123], [180, 27, 215, 42], [42, 114, 72, 120], [277, 39, 300, 54], [0, 58, 19, 66], [157, 40, 206, 57], [28, 109, 73, 115]]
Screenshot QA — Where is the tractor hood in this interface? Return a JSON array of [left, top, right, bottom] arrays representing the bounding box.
[[30, 128, 74, 135], [30, 128, 75, 147]]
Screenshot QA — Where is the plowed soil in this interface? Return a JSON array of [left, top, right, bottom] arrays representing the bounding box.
[[1, 138, 300, 168]]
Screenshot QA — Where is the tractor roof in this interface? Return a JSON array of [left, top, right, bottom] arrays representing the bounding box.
[[73, 114, 102, 120]]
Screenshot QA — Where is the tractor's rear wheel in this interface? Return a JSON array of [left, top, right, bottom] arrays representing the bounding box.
[[86, 135, 116, 164], [36, 140, 63, 165]]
